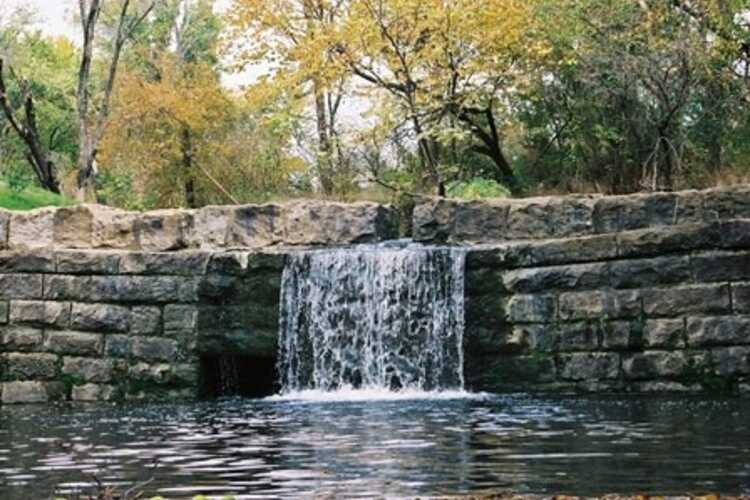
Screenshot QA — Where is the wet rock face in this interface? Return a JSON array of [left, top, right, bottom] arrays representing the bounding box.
[[0, 201, 399, 251]]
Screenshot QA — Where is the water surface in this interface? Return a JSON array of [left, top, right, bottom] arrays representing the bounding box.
[[1, 394, 749, 498]]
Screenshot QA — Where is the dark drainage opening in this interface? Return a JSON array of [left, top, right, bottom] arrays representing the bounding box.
[[200, 355, 277, 398]]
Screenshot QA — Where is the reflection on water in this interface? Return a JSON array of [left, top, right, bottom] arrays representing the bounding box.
[[1, 394, 749, 498]]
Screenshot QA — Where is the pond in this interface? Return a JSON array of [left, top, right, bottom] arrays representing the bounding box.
[[2, 393, 749, 498]]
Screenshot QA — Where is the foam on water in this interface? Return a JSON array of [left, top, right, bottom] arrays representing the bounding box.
[[265, 386, 491, 403]]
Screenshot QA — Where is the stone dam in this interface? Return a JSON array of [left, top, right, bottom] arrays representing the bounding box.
[[1, 186, 749, 403]]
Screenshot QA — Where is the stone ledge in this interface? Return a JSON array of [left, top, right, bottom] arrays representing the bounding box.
[[0, 200, 398, 251]]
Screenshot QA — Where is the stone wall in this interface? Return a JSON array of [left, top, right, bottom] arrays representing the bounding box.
[[464, 218, 750, 395], [0, 200, 398, 251], [414, 185, 750, 243], [0, 250, 284, 403]]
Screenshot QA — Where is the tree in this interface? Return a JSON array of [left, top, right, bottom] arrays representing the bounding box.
[[0, 32, 78, 193], [225, 0, 350, 195], [75, 0, 157, 201]]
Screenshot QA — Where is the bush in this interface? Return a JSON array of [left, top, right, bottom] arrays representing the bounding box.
[[447, 178, 511, 200]]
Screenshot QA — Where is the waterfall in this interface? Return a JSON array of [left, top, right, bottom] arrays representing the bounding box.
[[277, 243, 466, 394]]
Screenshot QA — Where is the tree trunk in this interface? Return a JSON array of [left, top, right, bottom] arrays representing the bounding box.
[[314, 84, 335, 195], [181, 127, 197, 208]]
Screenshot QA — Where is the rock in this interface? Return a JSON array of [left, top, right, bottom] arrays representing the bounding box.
[[131, 337, 178, 362], [70, 303, 130, 333], [8, 209, 55, 249], [703, 184, 750, 219], [687, 316, 750, 346], [734, 283, 750, 313], [55, 251, 120, 274], [622, 351, 689, 379], [130, 306, 161, 335], [412, 198, 457, 242], [643, 319, 686, 348], [86, 276, 199, 303], [0, 326, 43, 351], [502, 262, 610, 294], [119, 252, 208, 276], [44, 331, 103, 356], [189, 206, 233, 248], [0, 252, 55, 273], [557, 322, 600, 351], [136, 210, 191, 251], [558, 290, 641, 321], [43, 275, 91, 301], [0, 210, 9, 249], [62, 357, 114, 382], [600, 321, 636, 350], [104, 335, 131, 357], [506, 294, 556, 323], [691, 250, 750, 283], [71, 383, 117, 401], [1, 381, 66, 403], [2, 353, 58, 380], [616, 222, 720, 258], [633, 381, 702, 393], [53, 206, 93, 248], [90, 205, 139, 249], [163, 304, 198, 332], [0, 274, 43, 300], [504, 234, 618, 268], [229, 204, 283, 248], [711, 346, 750, 376], [9, 301, 70, 328], [642, 284, 731, 318], [0, 302, 7, 324], [558, 353, 620, 381], [608, 256, 692, 289]]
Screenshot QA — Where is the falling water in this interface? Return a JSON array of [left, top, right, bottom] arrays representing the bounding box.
[[277, 242, 466, 394]]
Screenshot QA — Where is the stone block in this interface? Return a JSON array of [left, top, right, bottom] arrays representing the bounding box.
[[8, 209, 55, 249], [506, 294, 555, 323], [718, 219, 750, 249], [9, 301, 70, 328], [164, 304, 198, 332], [734, 283, 750, 314], [616, 222, 720, 258], [71, 303, 130, 333], [600, 321, 636, 350], [452, 201, 508, 243], [558, 290, 641, 321], [206, 252, 248, 275], [246, 252, 286, 272], [703, 185, 750, 219], [43, 275, 91, 301], [171, 363, 200, 386], [1, 381, 66, 403], [0, 301, 7, 324], [104, 335, 131, 357], [643, 284, 731, 318], [0, 274, 43, 300], [608, 256, 692, 289], [119, 252, 208, 276], [623, 351, 689, 380], [644, 319, 686, 348], [2, 353, 58, 380], [90, 206, 139, 249], [130, 306, 161, 335], [189, 206, 232, 248], [632, 381, 702, 393], [44, 331, 103, 356], [87, 276, 199, 303], [504, 234, 618, 268], [712, 346, 750, 376], [556, 322, 600, 351], [55, 251, 120, 274], [71, 383, 117, 401], [0, 252, 55, 273], [0, 326, 43, 351], [502, 262, 610, 294], [595, 192, 678, 234], [505, 197, 556, 240], [473, 355, 557, 390], [128, 361, 172, 384], [53, 206, 93, 248], [557, 353, 620, 381], [412, 199, 457, 242], [691, 251, 750, 283], [687, 316, 750, 346], [131, 337, 178, 362], [0, 210, 8, 249], [62, 357, 114, 383], [229, 204, 283, 248], [136, 210, 192, 251]]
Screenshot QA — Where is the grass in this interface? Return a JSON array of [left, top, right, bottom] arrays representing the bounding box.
[[0, 180, 75, 211]]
